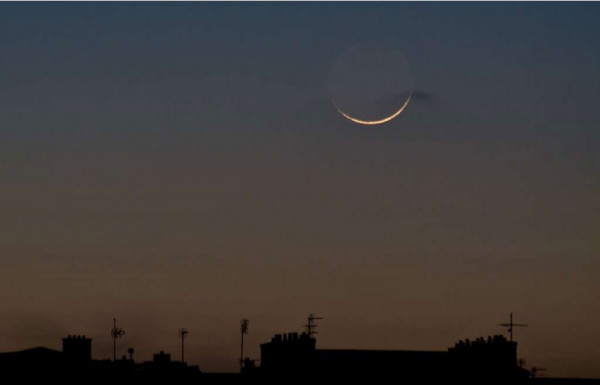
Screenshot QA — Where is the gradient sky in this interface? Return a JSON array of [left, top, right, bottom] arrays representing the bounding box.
[[0, 2, 599, 378]]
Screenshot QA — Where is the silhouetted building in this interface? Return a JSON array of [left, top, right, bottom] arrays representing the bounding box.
[[153, 350, 172, 365], [62, 335, 92, 362], [0, 331, 537, 383], [0, 346, 65, 376], [448, 334, 522, 380], [0, 336, 201, 383], [260, 332, 315, 374], [260, 331, 528, 382]]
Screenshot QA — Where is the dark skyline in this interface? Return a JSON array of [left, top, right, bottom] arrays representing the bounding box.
[[0, 3, 598, 378]]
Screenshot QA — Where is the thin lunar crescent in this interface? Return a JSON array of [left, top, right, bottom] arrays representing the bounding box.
[[333, 91, 412, 125]]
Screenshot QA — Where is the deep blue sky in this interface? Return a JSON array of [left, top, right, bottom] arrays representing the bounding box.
[[0, 3, 598, 378]]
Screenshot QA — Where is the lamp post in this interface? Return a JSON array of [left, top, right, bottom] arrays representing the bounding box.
[[179, 328, 189, 363]]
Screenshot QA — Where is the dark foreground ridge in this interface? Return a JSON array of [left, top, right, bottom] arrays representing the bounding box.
[[0, 328, 597, 384]]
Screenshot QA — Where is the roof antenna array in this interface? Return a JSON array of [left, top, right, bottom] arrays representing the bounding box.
[[111, 318, 126, 361], [499, 312, 528, 342], [305, 313, 323, 338]]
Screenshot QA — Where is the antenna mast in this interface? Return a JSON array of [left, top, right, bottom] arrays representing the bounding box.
[[499, 312, 528, 342], [111, 318, 126, 361], [305, 313, 323, 338]]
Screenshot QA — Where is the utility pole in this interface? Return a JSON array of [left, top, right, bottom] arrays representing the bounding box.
[[499, 312, 528, 342], [240, 319, 248, 373], [179, 328, 189, 364], [111, 318, 125, 361]]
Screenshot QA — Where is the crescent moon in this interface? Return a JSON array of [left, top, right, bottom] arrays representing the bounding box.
[[333, 91, 412, 126]]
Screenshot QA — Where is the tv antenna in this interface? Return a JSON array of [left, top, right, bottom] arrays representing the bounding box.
[[179, 328, 189, 363], [111, 318, 126, 361], [305, 313, 323, 338], [499, 312, 528, 342]]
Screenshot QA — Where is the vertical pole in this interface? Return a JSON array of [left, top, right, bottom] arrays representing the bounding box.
[[179, 328, 188, 364], [113, 318, 116, 361], [509, 312, 513, 342], [240, 319, 248, 373], [240, 329, 244, 373], [111, 318, 125, 361]]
